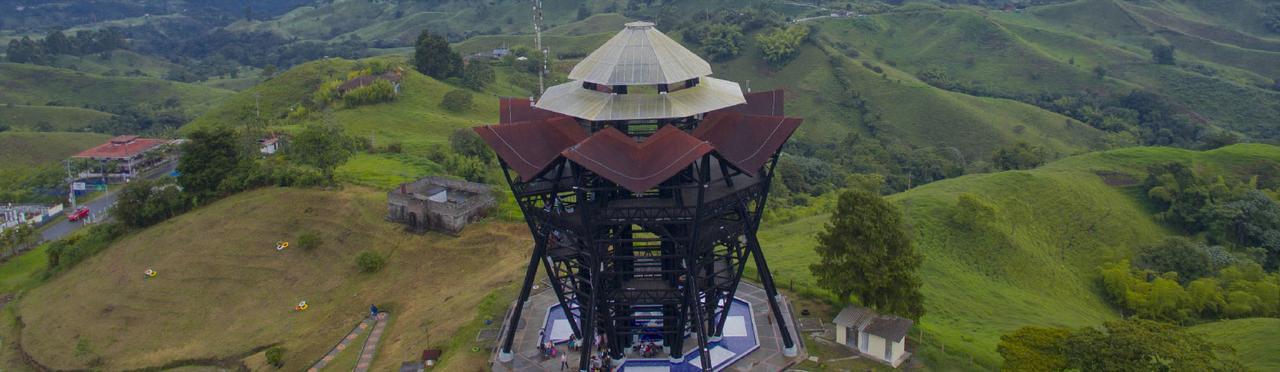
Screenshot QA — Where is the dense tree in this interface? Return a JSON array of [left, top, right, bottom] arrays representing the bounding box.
[[1217, 190, 1280, 270], [700, 24, 744, 62], [44, 30, 72, 55], [289, 121, 355, 183], [114, 179, 189, 228], [1136, 237, 1213, 283], [178, 127, 245, 202], [1144, 162, 1250, 234], [413, 30, 462, 79], [811, 189, 925, 320], [1150, 44, 1176, 65], [990, 142, 1049, 170], [756, 25, 809, 67], [577, 4, 592, 20], [461, 62, 495, 90], [1101, 259, 1280, 321]]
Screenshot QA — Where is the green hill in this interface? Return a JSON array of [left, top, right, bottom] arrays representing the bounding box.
[[0, 63, 232, 116], [12, 187, 530, 370], [187, 56, 523, 144], [758, 144, 1280, 367], [1190, 318, 1280, 371], [0, 105, 112, 132], [805, 5, 1280, 144], [0, 131, 110, 171]]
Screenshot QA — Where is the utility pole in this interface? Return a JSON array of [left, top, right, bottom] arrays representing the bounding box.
[[65, 159, 76, 209], [533, 0, 546, 97]]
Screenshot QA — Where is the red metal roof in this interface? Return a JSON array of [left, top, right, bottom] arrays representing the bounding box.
[[477, 93, 800, 193], [473, 116, 587, 181], [713, 89, 784, 116], [562, 126, 713, 193], [73, 136, 168, 159], [500, 97, 566, 124], [693, 112, 802, 176]]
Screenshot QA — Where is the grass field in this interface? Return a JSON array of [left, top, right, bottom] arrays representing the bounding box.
[[0, 105, 112, 131], [14, 186, 532, 370], [0, 63, 232, 116], [0, 131, 110, 171], [1190, 318, 1280, 371], [758, 144, 1280, 367]]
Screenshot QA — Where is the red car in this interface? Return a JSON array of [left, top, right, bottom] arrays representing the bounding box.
[[67, 207, 90, 222]]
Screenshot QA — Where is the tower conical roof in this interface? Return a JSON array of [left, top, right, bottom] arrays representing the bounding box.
[[568, 21, 713, 86]]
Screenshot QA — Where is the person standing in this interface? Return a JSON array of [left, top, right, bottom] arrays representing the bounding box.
[[560, 353, 568, 371], [369, 304, 379, 318]]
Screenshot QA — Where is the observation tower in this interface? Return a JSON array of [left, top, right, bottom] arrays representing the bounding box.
[[479, 22, 802, 371]]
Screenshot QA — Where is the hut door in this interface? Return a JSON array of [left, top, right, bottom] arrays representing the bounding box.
[[408, 212, 419, 229]]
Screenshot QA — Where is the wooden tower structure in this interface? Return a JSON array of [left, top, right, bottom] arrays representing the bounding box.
[[478, 22, 801, 371]]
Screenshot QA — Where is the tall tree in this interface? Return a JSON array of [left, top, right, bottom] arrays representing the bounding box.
[[44, 30, 71, 55], [413, 30, 461, 79], [461, 61, 495, 90], [811, 189, 925, 320], [290, 120, 353, 183], [178, 127, 244, 202]]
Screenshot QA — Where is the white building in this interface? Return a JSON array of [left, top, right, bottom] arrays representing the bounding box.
[[832, 305, 913, 368]]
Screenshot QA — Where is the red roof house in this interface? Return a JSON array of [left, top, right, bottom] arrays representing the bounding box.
[[72, 135, 172, 178]]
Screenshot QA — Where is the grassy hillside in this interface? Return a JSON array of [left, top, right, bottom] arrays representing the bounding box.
[[758, 144, 1280, 367], [14, 187, 531, 370], [810, 6, 1280, 143], [1190, 318, 1280, 371], [0, 132, 110, 171], [0, 63, 232, 116], [188, 56, 528, 155], [0, 105, 112, 131]]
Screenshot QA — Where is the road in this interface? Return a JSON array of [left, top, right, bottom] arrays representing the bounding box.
[[39, 160, 178, 242]]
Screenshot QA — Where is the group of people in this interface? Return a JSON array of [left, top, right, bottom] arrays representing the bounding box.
[[539, 329, 627, 371], [633, 341, 660, 358]]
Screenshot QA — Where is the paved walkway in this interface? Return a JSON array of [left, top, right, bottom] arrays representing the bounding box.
[[308, 316, 376, 371], [354, 312, 390, 372]]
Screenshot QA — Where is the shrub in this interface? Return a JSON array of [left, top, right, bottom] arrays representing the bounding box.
[[441, 89, 473, 112], [357, 251, 387, 273], [265, 346, 285, 368], [1150, 44, 1176, 65], [342, 79, 396, 106], [951, 193, 996, 230], [297, 232, 322, 251]]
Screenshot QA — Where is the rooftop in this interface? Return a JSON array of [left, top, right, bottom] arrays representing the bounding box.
[[568, 21, 712, 86], [476, 90, 801, 193], [73, 136, 168, 159], [534, 76, 745, 121]]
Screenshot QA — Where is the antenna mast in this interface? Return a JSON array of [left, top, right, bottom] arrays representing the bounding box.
[[533, 0, 546, 97]]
